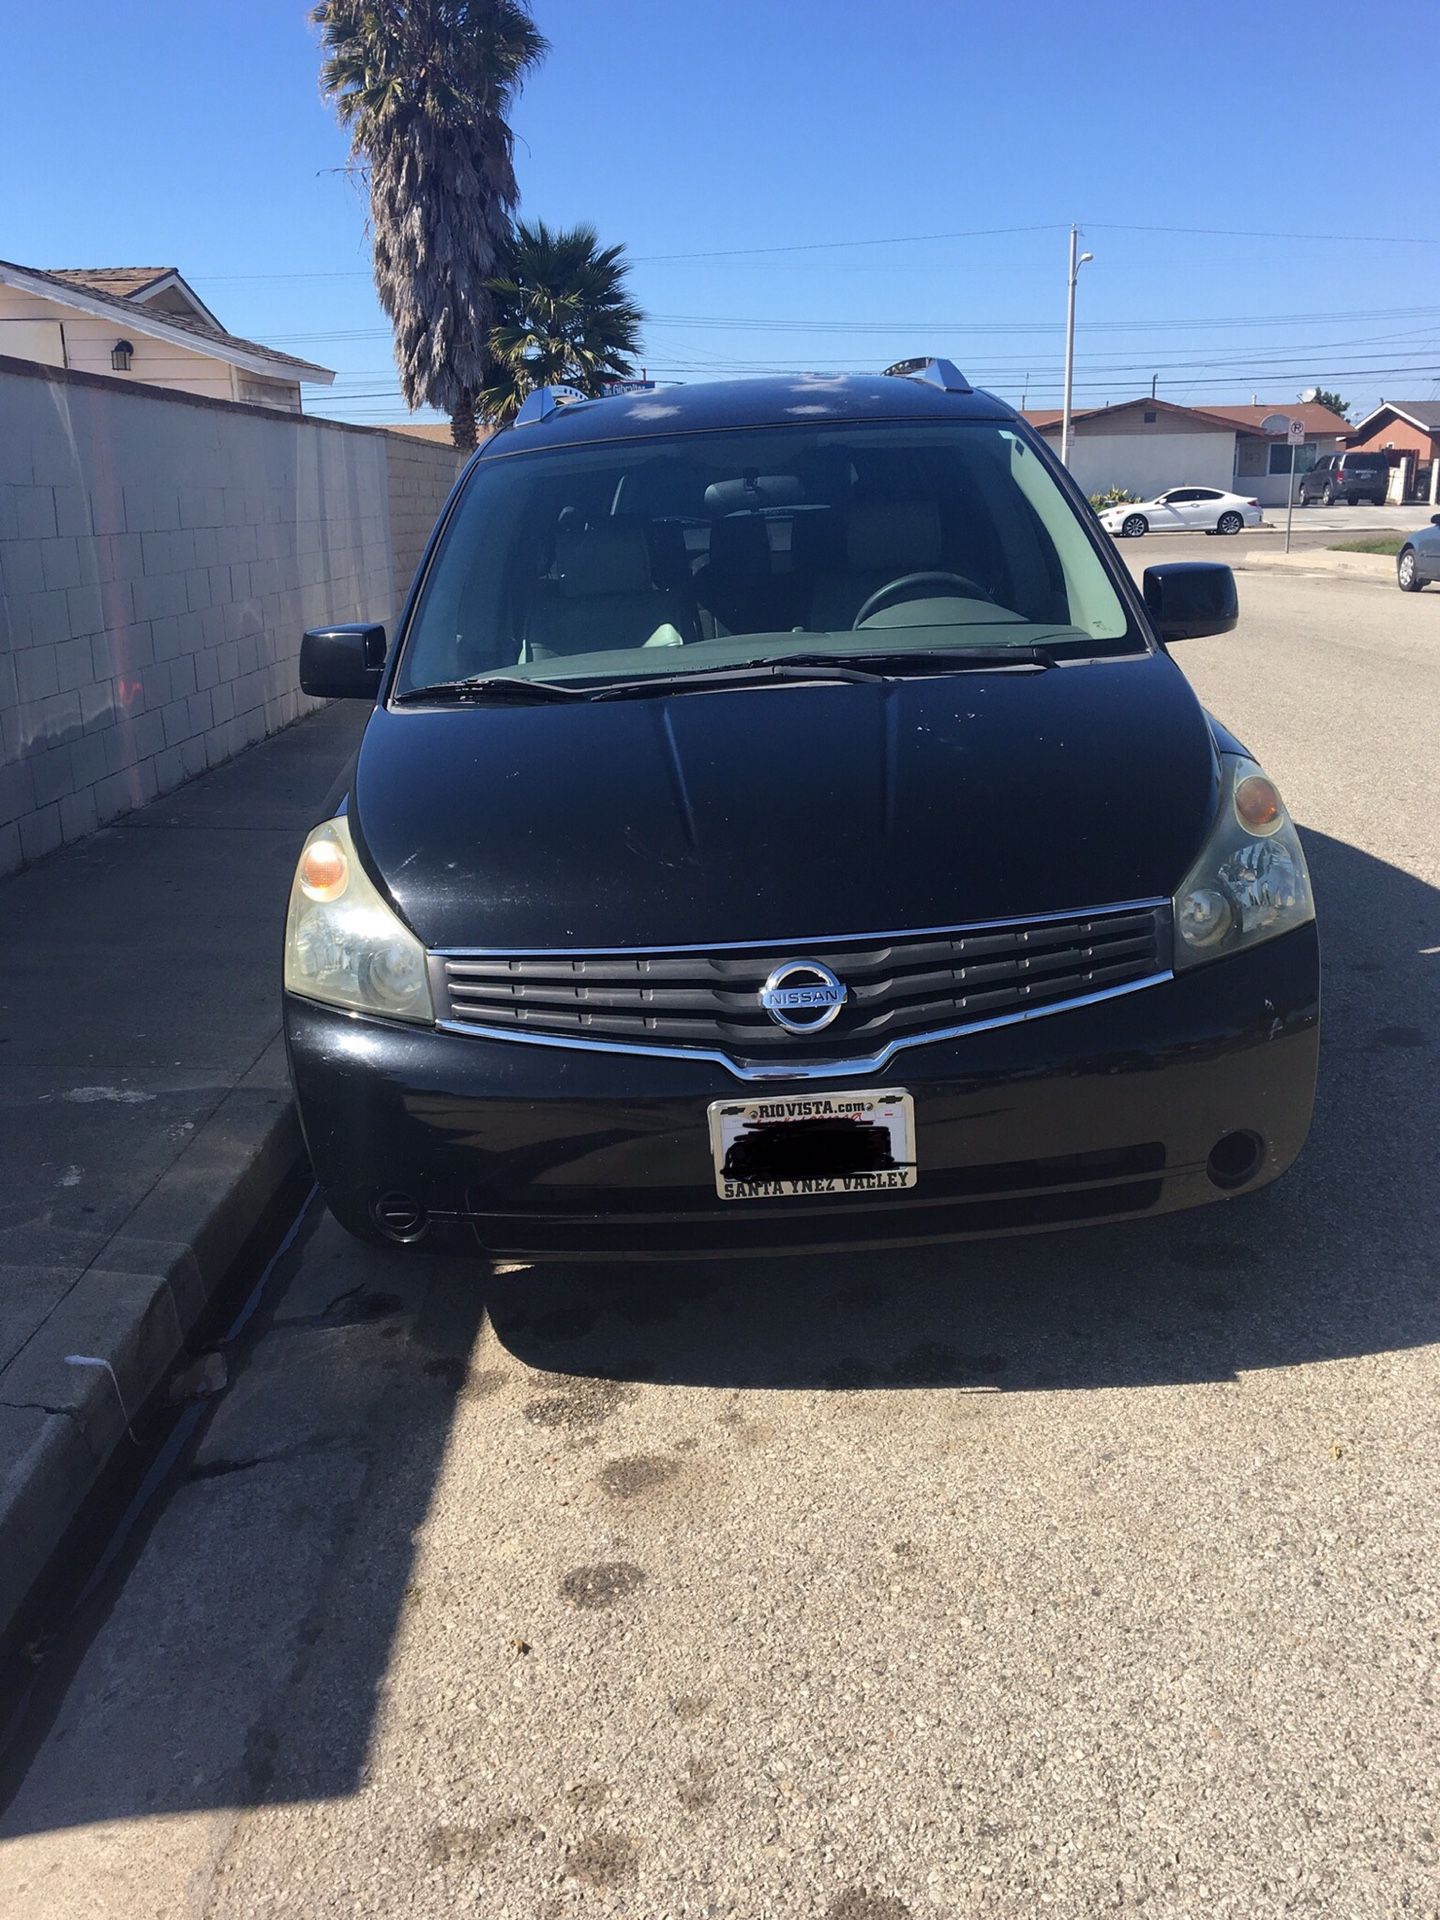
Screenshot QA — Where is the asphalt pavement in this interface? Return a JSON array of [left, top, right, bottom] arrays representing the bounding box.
[[1, 569, 1438, 1919]]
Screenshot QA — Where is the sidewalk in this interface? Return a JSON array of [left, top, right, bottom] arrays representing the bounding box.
[[1236, 547, 1396, 583], [0, 700, 368, 1639]]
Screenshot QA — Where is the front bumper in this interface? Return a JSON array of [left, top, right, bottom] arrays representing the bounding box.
[[284, 925, 1319, 1258]]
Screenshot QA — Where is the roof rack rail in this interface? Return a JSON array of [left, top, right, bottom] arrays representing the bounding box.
[[513, 383, 590, 426], [881, 357, 973, 395]]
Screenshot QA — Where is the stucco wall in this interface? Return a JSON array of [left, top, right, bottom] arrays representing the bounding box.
[[1051, 429, 1238, 498], [0, 358, 457, 874], [1233, 433, 1344, 506]]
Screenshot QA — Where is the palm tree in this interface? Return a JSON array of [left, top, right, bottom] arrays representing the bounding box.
[[480, 221, 644, 426], [313, 0, 547, 450]]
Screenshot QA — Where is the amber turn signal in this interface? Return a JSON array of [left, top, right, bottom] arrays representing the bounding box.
[[299, 838, 349, 901], [1234, 775, 1281, 833]]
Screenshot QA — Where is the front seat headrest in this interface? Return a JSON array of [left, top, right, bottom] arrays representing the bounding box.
[[552, 522, 655, 597]]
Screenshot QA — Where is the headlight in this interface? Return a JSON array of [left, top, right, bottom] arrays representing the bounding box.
[[284, 814, 433, 1022], [1173, 755, 1314, 969]]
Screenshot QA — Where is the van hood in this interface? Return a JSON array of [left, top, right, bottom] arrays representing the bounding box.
[[351, 653, 1219, 952]]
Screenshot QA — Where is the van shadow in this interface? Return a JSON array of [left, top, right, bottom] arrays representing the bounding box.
[[0, 827, 1433, 1853], [487, 827, 1440, 1395]]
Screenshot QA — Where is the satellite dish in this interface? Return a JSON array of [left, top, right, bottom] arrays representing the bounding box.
[[1299, 387, 1319, 403]]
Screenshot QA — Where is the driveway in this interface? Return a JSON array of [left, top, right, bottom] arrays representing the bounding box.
[[2, 570, 1438, 1919]]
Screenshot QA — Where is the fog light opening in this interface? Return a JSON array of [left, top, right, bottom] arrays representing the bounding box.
[[372, 1191, 429, 1243], [1207, 1130, 1265, 1191]]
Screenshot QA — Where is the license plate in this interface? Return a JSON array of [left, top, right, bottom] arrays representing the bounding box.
[[708, 1088, 917, 1201]]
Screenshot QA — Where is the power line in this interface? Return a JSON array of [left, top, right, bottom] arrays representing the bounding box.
[[268, 302, 1440, 347], [191, 217, 1440, 289], [1089, 220, 1437, 247], [628, 224, 1069, 264], [322, 327, 1440, 388]]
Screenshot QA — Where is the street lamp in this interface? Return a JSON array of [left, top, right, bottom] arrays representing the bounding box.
[[1060, 229, 1093, 470]]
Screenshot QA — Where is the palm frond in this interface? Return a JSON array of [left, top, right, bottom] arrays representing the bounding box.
[[312, 0, 548, 443], [480, 219, 645, 420]]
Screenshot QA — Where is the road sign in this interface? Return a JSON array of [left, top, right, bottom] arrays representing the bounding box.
[[1257, 413, 1305, 553]]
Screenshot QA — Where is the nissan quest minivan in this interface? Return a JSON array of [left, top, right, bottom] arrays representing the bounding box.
[[283, 362, 1319, 1257]]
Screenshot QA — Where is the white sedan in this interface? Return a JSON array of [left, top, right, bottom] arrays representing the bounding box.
[[1098, 486, 1262, 538]]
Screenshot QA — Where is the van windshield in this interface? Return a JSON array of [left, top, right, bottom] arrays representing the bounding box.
[[395, 421, 1143, 695]]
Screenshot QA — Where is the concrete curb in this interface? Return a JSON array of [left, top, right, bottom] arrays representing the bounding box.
[[0, 1071, 303, 1638], [1238, 548, 1397, 582]]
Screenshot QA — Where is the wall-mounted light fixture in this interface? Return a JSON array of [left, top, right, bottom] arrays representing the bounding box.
[[111, 339, 134, 372]]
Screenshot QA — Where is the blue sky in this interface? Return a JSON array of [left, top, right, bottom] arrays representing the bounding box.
[[5, 0, 1438, 425]]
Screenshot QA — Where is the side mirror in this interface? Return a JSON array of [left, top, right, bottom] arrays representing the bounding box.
[[1431, 514, 1440, 529], [300, 624, 387, 699], [1142, 562, 1238, 642]]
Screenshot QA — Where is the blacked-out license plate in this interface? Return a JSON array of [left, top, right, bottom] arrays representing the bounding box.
[[707, 1088, 917, 1201]]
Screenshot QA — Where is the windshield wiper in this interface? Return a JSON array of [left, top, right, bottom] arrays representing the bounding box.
[[394, 646, 1057, 709], [590, 650, 1061, 701], [590, 659, 893, 698], [392, 675, 594, 705], [763, 646, 1057, 674]]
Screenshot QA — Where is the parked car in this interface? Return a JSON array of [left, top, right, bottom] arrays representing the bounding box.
[[1098, 487, 1262, 538], [1396, 515, 1440, 591], [285, 363, 1318, 1258], [1297, 452, 1389, 506]]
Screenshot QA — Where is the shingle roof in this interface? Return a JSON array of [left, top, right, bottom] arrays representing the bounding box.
[[384, 422, 462, 443], [1202, 402, 1350, 437], [1024, 397, 1243, 433], [0, 258, 333, 381], [1349, 399, 1440, 435], [1024, 397, 1352, 438], [48, 268, 178, 299]]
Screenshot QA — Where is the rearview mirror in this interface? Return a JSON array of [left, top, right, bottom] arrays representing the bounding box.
[[300, 624, 387, 699], [1142, 562, 1238, 642]]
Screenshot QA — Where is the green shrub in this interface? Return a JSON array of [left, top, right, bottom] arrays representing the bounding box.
[[1089, 486, 1142, 510]]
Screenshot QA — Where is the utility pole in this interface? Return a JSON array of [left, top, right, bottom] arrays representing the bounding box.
[[1060, 226, 1093, 470]]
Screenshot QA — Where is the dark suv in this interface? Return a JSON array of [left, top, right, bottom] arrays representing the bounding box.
[[286, 361, 1319, 1257], [1298, 452, 1389, 506]]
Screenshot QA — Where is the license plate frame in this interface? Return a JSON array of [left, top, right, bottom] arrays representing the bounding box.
[[707, 1088, 917, 1201]]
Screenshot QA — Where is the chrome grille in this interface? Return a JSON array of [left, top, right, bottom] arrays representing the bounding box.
[[432, 902, 1171, 1075]]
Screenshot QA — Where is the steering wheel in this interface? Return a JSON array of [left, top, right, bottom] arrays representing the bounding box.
[[851, 570, 994, 629]]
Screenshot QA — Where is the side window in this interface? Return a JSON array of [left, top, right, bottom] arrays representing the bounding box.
[[1167, 489, 1199, 503]]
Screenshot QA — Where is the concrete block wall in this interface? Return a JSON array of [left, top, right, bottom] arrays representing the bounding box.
[[0, 358, 459, 875], [385, 430, 464, 601]]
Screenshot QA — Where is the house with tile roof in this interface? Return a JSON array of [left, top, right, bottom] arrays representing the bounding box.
[[0, 259, 333, 411]]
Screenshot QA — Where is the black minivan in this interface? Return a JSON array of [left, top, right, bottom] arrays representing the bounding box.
[[1297, 451, 1389, 506], [284, 363, 1318, 1257]]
